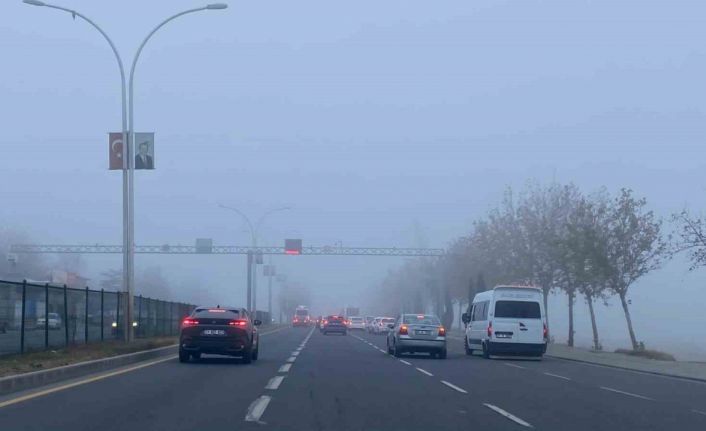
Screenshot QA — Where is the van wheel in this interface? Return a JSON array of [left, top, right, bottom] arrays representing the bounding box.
[[464, 337, 473, 356], [482, 342, 491, 359]]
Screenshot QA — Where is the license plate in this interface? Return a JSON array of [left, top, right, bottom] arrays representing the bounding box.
[[415, 330, 430, 335], [495, 333, 512, 338], [202, 329, 226, 336]]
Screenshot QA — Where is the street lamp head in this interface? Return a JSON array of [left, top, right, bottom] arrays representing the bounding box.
[[206, 3, 228, 9], [23, 0, 47, 6]]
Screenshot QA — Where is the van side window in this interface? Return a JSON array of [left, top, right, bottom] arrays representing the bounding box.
[[482, 301, 489, 320], [471, 304, 479, 321]]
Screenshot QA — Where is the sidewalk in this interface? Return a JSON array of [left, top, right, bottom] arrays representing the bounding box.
[[546, 343, 706, 382]]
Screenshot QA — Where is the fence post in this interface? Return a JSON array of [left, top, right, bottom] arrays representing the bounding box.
[[63, 284, 69, 347], [115, 292, 121, 340], [100, 289, 104, 341], [170, 302, 174, 335], [20, 280, 26, 354], [44, 283, 49, 350], [137, 295, 142, 338], [84, 286, 89, 344]]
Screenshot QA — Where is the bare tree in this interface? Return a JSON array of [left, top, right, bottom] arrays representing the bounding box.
[[672, 209, 706, 270]]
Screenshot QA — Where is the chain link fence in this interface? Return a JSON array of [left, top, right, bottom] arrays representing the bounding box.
[[0, 279, 196, 356]]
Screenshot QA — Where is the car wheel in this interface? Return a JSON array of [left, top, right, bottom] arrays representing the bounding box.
[[323, 331, 328, 335], [178, 348, 189, 363], [252, 346, 259, 361], [191, 352, 201, 361], [482, 342, 491, 359], [342, 331, 347, 336], [393, 342, 402, 358], [438, 348, 447, 359], [464, 337, 473, 356], [241, 344, 253, 364]]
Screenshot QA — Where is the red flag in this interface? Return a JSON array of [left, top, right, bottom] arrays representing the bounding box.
[[109, 132, 124, 170]]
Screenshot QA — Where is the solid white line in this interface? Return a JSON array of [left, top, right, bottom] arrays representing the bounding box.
[[295, 347, 302, 351], [692, 409, 706, 416], [483, 403, 533, 428], [543, 372, 571, 381], [416, 367, 433, 377], [291, 351, 300, 356], [245, 395, 272, 423], [399, 360, 412, 366], [441, 380, 468, 394], [279, 364, 292, 373], [265, 375, 285, 390], [287, 356, 297, 363], [600, 386, 653, 401], [504, 363, 526, 369]]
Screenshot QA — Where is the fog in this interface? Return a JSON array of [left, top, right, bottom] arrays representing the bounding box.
[[2, 0, 706, 359]]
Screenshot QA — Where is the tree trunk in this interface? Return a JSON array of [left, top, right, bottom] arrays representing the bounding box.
[[542, 285, 550, 334], [567, 290, 575, 347], [619, 292, 639, 351], [441, 286, 454, 330], [586, 292, 600, 351]]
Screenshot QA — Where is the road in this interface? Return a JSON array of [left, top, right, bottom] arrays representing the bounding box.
[[1, 326, 706, 430]]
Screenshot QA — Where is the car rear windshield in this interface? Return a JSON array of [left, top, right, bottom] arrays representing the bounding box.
[[296, 309, 309, 316], [382, 318, 395, 323], [403, 315, 440, 325], [494, 301, 541, 319], [350, 317, 363, 322], [327, 316, 343, 322], [194, 309, 240, 319]]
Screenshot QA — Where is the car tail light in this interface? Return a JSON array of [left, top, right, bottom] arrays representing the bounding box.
[[399, 325, 408, 335], [543, 323, 548, 340], [438, 326, 446, 337], [229, 319, 248, 327], [323, 320, 328, 325], [487, 321, 493, 338], [182, 318, 199, 327]]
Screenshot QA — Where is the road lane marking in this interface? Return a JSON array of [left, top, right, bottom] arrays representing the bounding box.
[[245, 395, 272, 423], [279, 364, 292, 373], [416, 368, 433, 377], [0, 355, 176, 409], [441, 380, 468, 394], [260, 326, 288, 336], [483, 403, 533, 428], [265, 376, 285, 390], [504, 363, 525, 369], [399, 360, 412, 365], [291, 351, 300, 356], [543, 372, 571, 381], [287, 356, 297, 363], [692, 409, 706, 416], [600, 386, 653, 401]]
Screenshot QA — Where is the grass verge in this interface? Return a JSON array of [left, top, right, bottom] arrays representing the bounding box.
[[0, 337, 177, 378], [615, 348, 676, 361]]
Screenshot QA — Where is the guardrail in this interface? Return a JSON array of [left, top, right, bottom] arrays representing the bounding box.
[[0, 279, 196, 357]]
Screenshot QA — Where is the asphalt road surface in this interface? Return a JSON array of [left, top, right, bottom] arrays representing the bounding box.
[[1, 326, 706, 430]]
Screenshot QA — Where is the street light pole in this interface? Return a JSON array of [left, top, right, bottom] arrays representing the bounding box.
[[25, 0, 228, 342]]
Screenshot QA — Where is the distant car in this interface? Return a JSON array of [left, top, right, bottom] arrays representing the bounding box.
[[347, 316, 365, 330], [315, 316, 324, 329], [387, 314, 447, 359], [375, 317, 396, 334], [364, 316, 376, 332], [369, 317, 381, 333], [292, 307, 311, 327], [321, 315, 347, 335], [179, 306, 261, 363], [36, 312, 62, 329]]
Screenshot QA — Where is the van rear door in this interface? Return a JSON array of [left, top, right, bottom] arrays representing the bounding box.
[[493, 300, 543, 344]]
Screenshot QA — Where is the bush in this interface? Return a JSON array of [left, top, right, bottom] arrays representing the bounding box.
[[615, 348, 676, 361]]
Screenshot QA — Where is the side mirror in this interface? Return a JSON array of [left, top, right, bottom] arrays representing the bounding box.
[[253, 319, 262, 326], [387, 324, 395, 329], [461, 313, 470, 324]]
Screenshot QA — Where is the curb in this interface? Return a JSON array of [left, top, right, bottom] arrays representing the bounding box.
[[545, 354, 706, 384], [0, 344, 177, 396]]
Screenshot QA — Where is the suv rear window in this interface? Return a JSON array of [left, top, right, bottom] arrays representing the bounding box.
[[494, 301, 541, 319], [326, 316, 344, 322], [194, 309, 240, 319], [296, 309, 309, 316]]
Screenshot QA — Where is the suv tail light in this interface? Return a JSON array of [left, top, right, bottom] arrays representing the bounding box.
[[487, 321, 493, 338], [399, 325, 408, 335], [438, 326, 446, 337], [182, 318, 199, 327], [543, 323, 548, 340], [229, 319, 248, 327]]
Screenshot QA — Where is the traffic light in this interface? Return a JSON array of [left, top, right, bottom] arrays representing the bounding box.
[[285, 239, 302, 255]]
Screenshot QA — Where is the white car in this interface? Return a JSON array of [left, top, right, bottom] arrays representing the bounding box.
[[462, 285, 547, 359], [375, 317, 396, 334], [347, 316, 366, 330], [36, 312, 62, 329]]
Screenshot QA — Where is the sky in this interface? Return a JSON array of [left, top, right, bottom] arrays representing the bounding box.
[[2, 0, 706, 358]]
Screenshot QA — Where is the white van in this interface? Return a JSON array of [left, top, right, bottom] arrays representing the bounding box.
[[462, 286, 547, 359]]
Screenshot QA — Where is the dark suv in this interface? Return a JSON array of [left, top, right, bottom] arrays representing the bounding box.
[[179, 307, 261, 363], [322, 315, 347, 335]]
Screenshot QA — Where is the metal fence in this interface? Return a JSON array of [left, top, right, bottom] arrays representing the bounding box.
[[0, 279, 196, 357]]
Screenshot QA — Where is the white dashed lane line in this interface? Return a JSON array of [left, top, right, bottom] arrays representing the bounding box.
[[291, 351, 300, 356], [399, 360, 412, 366], [483, 403, 534, 428], [441, 380, 468, 394], [504, 363, 526, 369], [600, 386, 653, 401], [416, 368, 433, 377], [692, 409, 706, 416], [245, 396, 271, 423], [543, 372, 571, 381], [265, 376, 285, 390], [287, 356, 297, 363]]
